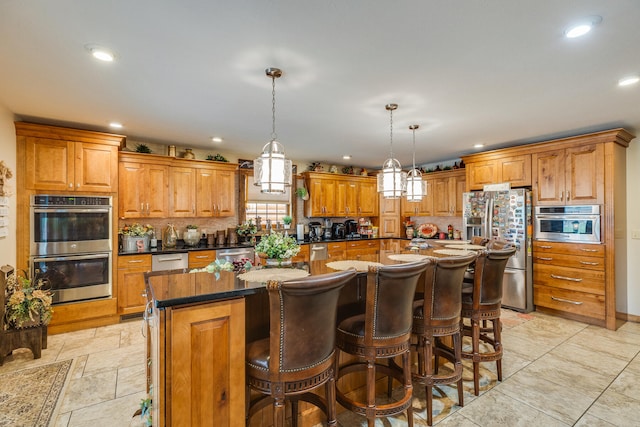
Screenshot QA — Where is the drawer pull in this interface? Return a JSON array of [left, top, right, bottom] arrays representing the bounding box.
[[539, 245, 553, 249], [535, 256, 553, 261], [195, 255, 209, 259], [128, 260, 144, 264], [550, 274, 582, 282], [580, 261, 599, 266], [551, 296, 583, 305], [580, 248, 598, 252]]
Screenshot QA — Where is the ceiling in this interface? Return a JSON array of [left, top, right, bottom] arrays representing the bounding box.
[[1, 1, 639, 170]]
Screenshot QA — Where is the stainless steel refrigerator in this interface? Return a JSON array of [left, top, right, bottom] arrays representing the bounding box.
[[462, 189, 533, 312]]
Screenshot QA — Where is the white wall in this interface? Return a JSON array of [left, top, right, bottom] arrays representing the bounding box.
[[0, 103, 16, 268], [625, 141, 640, 316]]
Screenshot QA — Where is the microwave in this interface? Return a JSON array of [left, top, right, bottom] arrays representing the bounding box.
[[534, 205, 601, 244]]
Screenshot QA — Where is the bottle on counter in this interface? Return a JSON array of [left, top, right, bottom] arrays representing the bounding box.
[[447, 224, 453, 240], [163, 224, 178, 248]]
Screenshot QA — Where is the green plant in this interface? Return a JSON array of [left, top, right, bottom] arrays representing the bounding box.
[[186, 224, 198, 230], [255, 232, 301, 260], [206, 153, 228, 162], [282, 215, 292, 225], [135, 144, 152, 154], [119, 223, 154, 236], [236, 219, 258, 236], [295, 187, 308, 199], [5, 270, 53, 328], [190, 258, 235, 280]]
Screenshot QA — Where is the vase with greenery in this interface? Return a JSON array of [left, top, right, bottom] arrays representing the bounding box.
[[119, 223, 154, 252], [255, 231, 301, 266], [183, 225, 200, 247], [282, 215, 292, 229], [237, 219, 258, 237], [5, 270, 53, 329]]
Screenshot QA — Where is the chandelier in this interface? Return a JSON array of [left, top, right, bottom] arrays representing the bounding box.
[[253, 67, 292, 194], [377, 103, 407, 198], [405, 124, 426, 202]]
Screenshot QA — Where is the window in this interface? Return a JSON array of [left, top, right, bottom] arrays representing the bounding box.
[[245, 202, 289, 224]]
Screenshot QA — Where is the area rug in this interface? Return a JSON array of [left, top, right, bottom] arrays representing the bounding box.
[[0, 359, 73, 427]]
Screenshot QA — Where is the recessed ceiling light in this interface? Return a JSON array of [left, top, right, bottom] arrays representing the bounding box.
[[564, 15, 602, 38], [211, 137, 223, 143], [109, 122, 123, 129], [473, 143, 484, 149], [343, 155, 352, 160], [85, 44, 116, 62], [618, 75, 640, 87]]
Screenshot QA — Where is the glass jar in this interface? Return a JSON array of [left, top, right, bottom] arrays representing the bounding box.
[[163, 224, 178, 248]]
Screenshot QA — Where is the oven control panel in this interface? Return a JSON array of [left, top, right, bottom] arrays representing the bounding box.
[[32, 195, 112, 207]]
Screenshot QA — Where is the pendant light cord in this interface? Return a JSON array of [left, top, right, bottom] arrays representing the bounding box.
[[389, 107, 394, 158], [271, 75, 277, 142], [412, 126, 417, 170]]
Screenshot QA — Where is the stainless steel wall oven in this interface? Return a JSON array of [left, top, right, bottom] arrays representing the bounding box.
[[30, 195, 113, 304], [534, 205, 601, 244]]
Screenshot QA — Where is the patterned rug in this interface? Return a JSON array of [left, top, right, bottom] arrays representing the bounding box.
[[0, 359, 73, 427]]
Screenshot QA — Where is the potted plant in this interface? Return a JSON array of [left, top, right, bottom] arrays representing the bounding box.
[[255, 232, 301, 266], [282, 215, 292, 229], [119, 223, 154, 252], [236, 220, 258, 238], [5, 270, 53, 329]]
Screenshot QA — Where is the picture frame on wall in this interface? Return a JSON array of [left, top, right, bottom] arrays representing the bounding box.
[[239, 159, 254, 169]]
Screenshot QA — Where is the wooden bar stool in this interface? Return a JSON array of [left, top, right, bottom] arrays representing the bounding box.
[[460, 246, 516, 395], [245, 268, 357, 427], [410, 253, 477, 425], [334, 261, 430, 427]]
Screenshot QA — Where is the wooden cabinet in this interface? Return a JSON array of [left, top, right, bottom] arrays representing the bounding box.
[[401, 179, 433, 216], [432, 170, 466, 216], [533, 241, 605, 323], [327, 241, 346, 260], [532, 144, 603, 205], [292, 244, 310, 263], [18, 123, 122, 193], [119, 155, 169, 218], [195, 165, 236, 217], [188, 250, 217, 269], [379, 197, 401, 237], [466, 154, 531, 190], [117, 254, 151, 315], [149, 298, 245, 426], [304, 172, 378, 217], [345, 240, 379, 261], [169, 166, 197, 217]]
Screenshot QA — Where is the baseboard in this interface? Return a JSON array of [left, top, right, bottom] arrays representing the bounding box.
[[616, 311, 640, 323]]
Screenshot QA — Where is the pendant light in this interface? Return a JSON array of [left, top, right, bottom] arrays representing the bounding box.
[[405, 124, 426, 202], [254, 67, 292, 194], [377, 103, 407, 198]]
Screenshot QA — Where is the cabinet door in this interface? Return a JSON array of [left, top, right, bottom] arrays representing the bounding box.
[[25, 137, 74, 191], [170, 299, 245, 426], [147, 164, 170, 217], [357, 180, 378, 216], [500, 155, 531, 187], [467, 160, 498, 191], [196, 168, 216, 217], [432, 178, 451, 216], [75, 142, 118, 192], [188, 250, 217, 268], [380, 216, 400, 237], [453, 175, 466, 216], [335, 180, 357, 216], [169, 167, 197, 217], [117, 255, 151, 315], [307, 178, 336, 217], [565, 144, 603, 205], [119, 162, 147, 218], [380, 196, 400, 216], [214, 169, 236, 217], [532, 149, 565, 205]]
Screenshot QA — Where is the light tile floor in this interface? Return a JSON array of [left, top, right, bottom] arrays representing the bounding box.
[[1, 310, 639, 426]]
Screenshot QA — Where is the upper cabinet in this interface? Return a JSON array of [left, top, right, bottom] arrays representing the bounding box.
[[532, 144, 604, 205], [400, 179, 433, 216], [119, 152, 237, 218], [466, 155, 531, 190], [17, 123, 123, 193], [431, 169, 466, 216], [304, 172, 377, 217]]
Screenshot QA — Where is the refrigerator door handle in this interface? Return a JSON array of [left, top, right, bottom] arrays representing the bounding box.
[[486, 195, 494, 239]]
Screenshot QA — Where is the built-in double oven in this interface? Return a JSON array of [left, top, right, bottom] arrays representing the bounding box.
[[30, 195, 112, 304]]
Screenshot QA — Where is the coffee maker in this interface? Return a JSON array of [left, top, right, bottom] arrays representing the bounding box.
[[308, 221, 323, 241], [323, 218, 333, 240], [332, 223, 346, 239], [344, 219, 359, 238]]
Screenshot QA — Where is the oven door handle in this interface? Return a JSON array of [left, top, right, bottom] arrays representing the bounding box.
[[32, 207, 111, 213], [32, 253, 110, 262]]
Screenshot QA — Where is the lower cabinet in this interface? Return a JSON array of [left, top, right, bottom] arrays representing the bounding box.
[[149, 298, 245, 427], [188, 250, 217, 269], [345, 240, 379, 261], [327, 241, 346, 261], [117, 254, 151, 315], [533, 241, 605, 323], [292, 244, 310, 263]]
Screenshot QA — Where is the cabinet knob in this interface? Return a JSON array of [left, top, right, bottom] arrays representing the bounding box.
[[69, 183, 73, 188]]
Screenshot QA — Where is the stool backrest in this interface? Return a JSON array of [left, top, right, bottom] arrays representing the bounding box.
[[266, 268, 357, 373], [422, 253, 477, 322], [472, 246, 517, 307], [367, 260, 431, 339]]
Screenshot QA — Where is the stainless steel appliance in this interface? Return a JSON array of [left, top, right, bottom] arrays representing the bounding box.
[[534, 205, 601, 243], [344, 219, 359, 238], [310, 243, 328, 261], [323, 218, 333, 240], [308, 221, 323, 241], [332, 223, 346, 239], [462, 189, 533, 312], [151, 253, 188, 271], [30, 195, 113, 304], [216, 247, 255, 263]]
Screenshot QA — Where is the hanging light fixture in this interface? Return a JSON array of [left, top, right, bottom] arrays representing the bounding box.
[[377, 103, 407, 198], [405, 124, 426, 202], [254, 67, 292, 194]]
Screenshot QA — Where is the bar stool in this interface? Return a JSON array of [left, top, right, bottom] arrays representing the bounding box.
[[334, 260, 430, 427], [460, 246, 516, 395], [245, 268, 357, 427], [410, 253, 477, 426]]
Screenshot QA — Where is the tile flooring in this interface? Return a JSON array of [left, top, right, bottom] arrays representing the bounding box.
[[1, 309, 639, 426]]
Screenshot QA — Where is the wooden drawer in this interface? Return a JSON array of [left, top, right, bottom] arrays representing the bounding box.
[[117, 254, 152, 269], [327, 242, 346, 260], [188, 250, 216, 268], [534, 284, 605, 320], [533, 241, 604, 257], [533, 252, 604, 270], [534, 264, 604, 295], [292, 244, 310, 263], [345, 240, 379, 252]]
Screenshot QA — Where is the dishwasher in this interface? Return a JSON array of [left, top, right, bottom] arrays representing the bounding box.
[[151, 253, 189, 271], [217, 247, 255, 263], [310, 243, 328, 261]]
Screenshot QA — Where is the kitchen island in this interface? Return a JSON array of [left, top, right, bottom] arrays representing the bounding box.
[[143, 246, 466, 426]]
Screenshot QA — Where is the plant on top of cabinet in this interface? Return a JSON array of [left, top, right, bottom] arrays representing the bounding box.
[[206, 153, 228, 162], [135, 144, 152, 153]]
